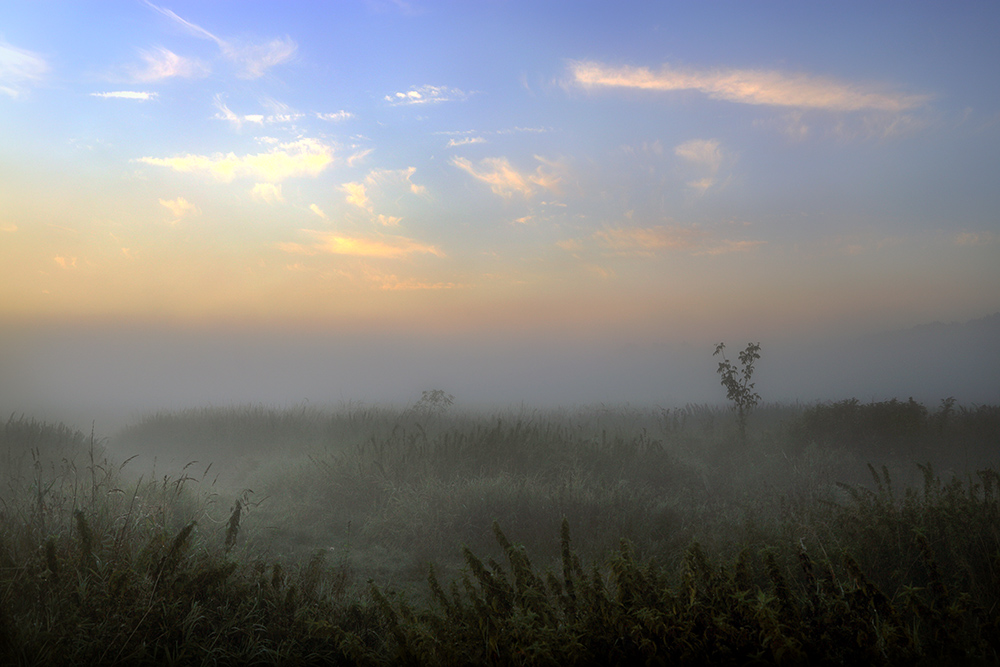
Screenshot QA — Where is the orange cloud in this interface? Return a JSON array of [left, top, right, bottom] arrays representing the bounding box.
[[280, 231, 443, 258], [570, 60, 929, 112], [594, 225, 763, 256], [378, 275, 459, 290], [596, 225, 709, 253], [451, 155, 562, 198]]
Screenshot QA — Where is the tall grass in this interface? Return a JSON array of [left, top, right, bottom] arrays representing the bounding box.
[[1, 398, 998, 664]]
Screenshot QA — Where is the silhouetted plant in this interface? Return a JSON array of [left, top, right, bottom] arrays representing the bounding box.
[[412, 389, 455, 416], [713, 342, 762, 443]]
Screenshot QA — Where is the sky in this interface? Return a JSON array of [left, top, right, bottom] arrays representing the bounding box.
[[2, 1, 999, 422]]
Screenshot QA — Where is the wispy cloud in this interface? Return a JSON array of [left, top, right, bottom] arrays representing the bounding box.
[[0, 40, 48, 98], [447, 136, 486, 148], [378, 276, 458, 290], [366, 167, 426, 196], [596, 225, 709, 255], [954, 231, 994, 246], [145, 1, 296, 79], [451, 156, 563, 198], [674, 138, 724, 192], [342, 182, 372, 212], [570, 60, 930, 112], [384, 84, 471, 106], [309, 204, 327, 219], [159, 197, 199, 220], [214, 96, 261, 129], [279, 230, 443, 258], [251, 182, 284, 204], [594, 224, 763, 256], [214, 96, 305, 129], [53, 256, 77, 269], [129, 47, 208, 82], [375, 214, 402, 227], [137, 138, 334, 182], [316, 110, 353, 121], [347, 148, 373, 167], [91, 91, 157, 101], [343, 167, 425, 222], [1, 223, 19, 233]]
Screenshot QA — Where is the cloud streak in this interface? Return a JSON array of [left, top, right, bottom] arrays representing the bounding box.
[[129, 47, 208, 82], [91, 91, 157, 100], [145, 1, 296, 79], [0, 40, 48, 98], [385, 84, 471, 106], [279, 231, 443, 258], [570, 60, 929, 112], [593, 225, 763, 256], [137, 138, 334, 182]]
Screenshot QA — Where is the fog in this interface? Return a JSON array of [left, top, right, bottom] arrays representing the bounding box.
[[2, 313, 997, 434]]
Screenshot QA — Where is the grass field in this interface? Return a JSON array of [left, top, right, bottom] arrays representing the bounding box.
[[2, 398, 998, 664]]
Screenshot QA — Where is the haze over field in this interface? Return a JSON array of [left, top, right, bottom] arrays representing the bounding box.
[[2, 2, 999, 426]]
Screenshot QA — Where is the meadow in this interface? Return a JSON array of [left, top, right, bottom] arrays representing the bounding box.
[[1, 396, 998, 664]]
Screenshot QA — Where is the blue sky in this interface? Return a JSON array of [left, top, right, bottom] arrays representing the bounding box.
[[2, 1, 999, 414]]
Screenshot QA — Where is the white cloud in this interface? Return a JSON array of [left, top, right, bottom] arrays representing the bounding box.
[[91, 91, 157, 100], [316, 110, 353, 122], [159, 196, 199, 219], [129, 47, 208, 82], [137, 138, 334, 182], [251, 182, 284, 204], [447, 136, 486, 148], [384, 84, 471, 106], [309, 204, 327, 219], [570, 60, 930, 112], [144, 1, 296, 79], [0, 40, 48, 98], [214, 96, 303, 129]]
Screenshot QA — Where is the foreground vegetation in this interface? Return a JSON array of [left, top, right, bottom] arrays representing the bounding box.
[[2, 398, 998, 664]]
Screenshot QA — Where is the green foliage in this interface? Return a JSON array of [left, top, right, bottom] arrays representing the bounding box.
[[713, 342, 762, 443]]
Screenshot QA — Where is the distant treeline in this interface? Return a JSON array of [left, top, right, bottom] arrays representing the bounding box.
[[790, 397, 1000, 460]]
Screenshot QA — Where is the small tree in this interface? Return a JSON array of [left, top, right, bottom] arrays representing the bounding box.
[[713, 342, 762, 444], [412, 389, 455, 416]]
